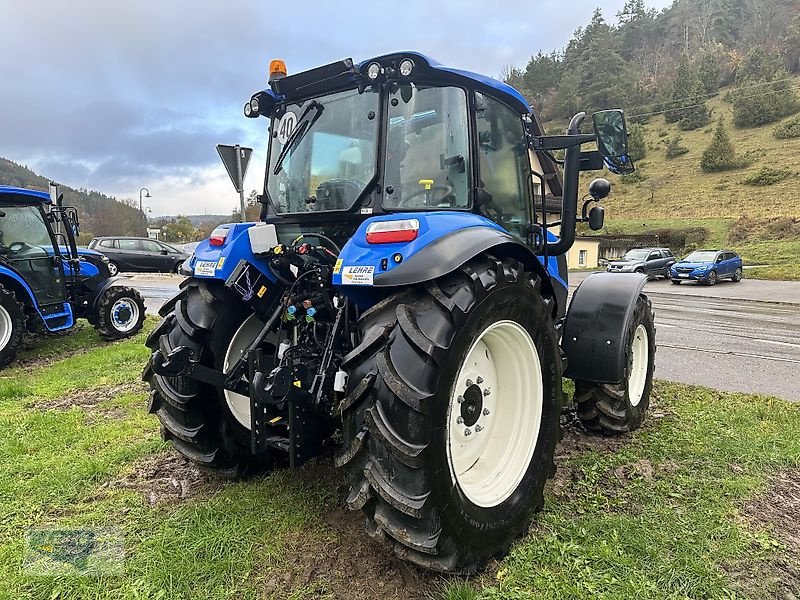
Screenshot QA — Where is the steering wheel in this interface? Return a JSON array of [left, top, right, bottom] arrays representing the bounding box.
[[400, 184, 455, 208]]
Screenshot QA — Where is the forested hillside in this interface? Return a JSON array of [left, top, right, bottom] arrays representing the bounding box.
[[0, 158, 146, 242], [506, 0, 800, 279], [506, 0, 799, 125]]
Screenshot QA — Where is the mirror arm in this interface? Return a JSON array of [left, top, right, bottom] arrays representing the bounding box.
[[546, 112, 585, 256], [531, 133, 595, 151]]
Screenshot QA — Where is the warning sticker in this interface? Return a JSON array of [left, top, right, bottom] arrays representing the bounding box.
[[341, 265, 374, 286], [216, 257, 226, 269], [194, 261, 217, 276], [333, 259, 343, 274]]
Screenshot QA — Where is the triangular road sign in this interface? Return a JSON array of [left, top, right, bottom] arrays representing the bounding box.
[[217, 144, 253, 193]]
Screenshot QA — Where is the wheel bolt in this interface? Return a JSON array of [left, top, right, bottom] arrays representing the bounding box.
[[475, 425, 483, 432], [457, 416, 464, 424], [457, 395, 465, 404], [466, 379, 473, 387], [476, 376, 484, 384], [484, 388, 491, 396], [464, 428, 472, 436], [483, 408, 490, 416]]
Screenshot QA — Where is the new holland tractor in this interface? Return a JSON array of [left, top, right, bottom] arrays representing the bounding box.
[[0, 186, 146, 367], [145, 53, 655, 573]]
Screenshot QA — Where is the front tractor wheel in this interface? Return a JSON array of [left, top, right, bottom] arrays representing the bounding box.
[[94, 285, 146, 340], [338, 255, 562, 573], [575, 294, 655, 434]]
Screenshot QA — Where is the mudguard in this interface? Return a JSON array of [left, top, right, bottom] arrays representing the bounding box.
[[0, 264, 74, 331], [333, 212, 567, 314], [562, 272, 648, 384], [188, 222, 277, 284], [0, 265, 38, 308]]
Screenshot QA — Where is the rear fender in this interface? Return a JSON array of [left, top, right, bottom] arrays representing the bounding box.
[[333, 212, 566, 314], [0, 265, 39, 311], [562, 272, 648, 383], [188, 222, 278, 284]]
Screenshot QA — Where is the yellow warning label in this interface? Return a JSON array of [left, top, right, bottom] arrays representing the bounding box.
[[216, 257, 225, 269], [269, 416, 282, 424], [333, 258, 343, 274], [293, 380, 302, 388], [257, 285, 267, 298]]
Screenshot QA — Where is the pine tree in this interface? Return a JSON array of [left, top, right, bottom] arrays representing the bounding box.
[[678, 79, 711, 130], [666, 54, 696, 124], [696, 49, 721, 94], [700, 119, 741, 172], [627, 123, 647, 161]]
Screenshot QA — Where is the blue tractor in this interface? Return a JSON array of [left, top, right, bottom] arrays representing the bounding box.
[[146, 53, 655, 573], [0, 186, 146, 367]]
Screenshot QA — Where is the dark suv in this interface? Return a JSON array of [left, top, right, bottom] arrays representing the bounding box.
[[87, 237, 189, 275], [606, 247, 675, 279]]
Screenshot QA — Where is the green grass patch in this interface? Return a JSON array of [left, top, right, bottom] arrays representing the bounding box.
[[1, 327, 799, 598]]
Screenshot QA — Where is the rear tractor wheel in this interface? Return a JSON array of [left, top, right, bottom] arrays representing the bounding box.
[[143, 280, 273, 477], [94, 286, 146, 340], [575, 294, 655, 434], [338, 255, 562, 573]]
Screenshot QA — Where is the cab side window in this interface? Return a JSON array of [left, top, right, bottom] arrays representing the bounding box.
[[475, 92, 531, 241]]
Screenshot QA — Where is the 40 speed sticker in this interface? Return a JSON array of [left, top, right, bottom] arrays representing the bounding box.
[[341, 265, 374, 286]]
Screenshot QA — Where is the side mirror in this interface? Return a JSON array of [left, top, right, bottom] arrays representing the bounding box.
[[592, 110, 628, 158], [160, 249, 168, 255], [588, 205, 604, 231], [593, 110, 636, 176]]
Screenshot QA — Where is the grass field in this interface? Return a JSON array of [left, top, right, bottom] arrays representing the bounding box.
[[1, 321, 799, 599], [570, 78, 800, 280]]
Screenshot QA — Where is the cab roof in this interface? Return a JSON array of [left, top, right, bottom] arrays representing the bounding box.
[[265, 52, 531, 115], [0, 186, 51, 204]]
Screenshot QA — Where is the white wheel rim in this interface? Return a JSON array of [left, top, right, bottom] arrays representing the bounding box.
[[446, 320, 543, 508], [628, 324, 649, 407], [110, 298, 139, 333], [108, 263, 118, 275], [0, 304, 13, 351], [223, 314, 264, 430]]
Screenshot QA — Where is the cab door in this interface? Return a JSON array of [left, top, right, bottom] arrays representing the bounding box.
[[0, 204, 67, 307]]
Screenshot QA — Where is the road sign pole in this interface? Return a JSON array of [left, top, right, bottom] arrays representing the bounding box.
[[235, 144, 245, 222]]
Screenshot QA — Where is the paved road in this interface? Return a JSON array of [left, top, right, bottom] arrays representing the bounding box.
[[126, 273, 800, 401]]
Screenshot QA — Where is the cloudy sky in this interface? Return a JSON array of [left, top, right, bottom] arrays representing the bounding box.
[[1, 0, 672, 216]]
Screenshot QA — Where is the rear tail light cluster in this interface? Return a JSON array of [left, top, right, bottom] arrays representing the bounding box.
[[209, 226, 230, 246], [365, 219, 419, 244]]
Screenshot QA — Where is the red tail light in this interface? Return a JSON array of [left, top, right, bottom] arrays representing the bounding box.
[[209, 226, 230, 246], [365, 219, 420, 244]]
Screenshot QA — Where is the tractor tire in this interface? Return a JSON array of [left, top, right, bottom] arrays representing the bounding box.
[[0, 284, 26, 368], [338, 255, 562, 574], [575, 294, 655, 434], [94, 286, 146, 340], [143, 279, 269, 477]]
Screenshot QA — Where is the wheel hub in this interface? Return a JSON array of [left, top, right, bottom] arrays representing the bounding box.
[[460, 384, 483, 427]]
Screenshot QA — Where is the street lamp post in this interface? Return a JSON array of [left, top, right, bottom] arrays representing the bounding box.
[[139, 187, 151, 212]]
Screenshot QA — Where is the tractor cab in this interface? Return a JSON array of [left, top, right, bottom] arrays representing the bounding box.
[[0, 187, 73, 329], [246, 52, 633, 255]]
